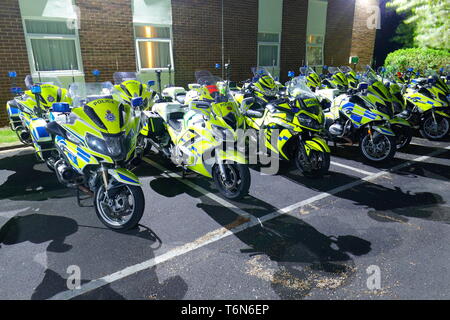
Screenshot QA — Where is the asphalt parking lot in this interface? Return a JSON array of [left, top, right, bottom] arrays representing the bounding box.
[[0, 136, 449, 300]]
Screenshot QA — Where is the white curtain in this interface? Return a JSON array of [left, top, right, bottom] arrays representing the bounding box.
[[26, 20, 78, 71]]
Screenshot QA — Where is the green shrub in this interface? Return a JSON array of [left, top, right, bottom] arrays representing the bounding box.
[[384, 48, 450, 73]]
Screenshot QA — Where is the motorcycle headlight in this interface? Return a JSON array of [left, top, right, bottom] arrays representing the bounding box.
[[86, 133, 126, 160], [297, 113, 321, 130]]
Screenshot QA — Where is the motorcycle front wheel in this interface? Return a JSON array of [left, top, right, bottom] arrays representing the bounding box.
[[392, 125, 413, 150], [419, 115, 449, 140], [212, 163, 251, 200], [359, 132, 396, 162], [94, 183, 144, 230], [294, 148, 330, 178]]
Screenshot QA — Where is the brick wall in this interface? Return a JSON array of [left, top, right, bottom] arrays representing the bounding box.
[[223, 0, 258, 83], [280, 0, 308, 83], [171, 0, 258, 87], [0, 0, 30, 127], [75, 0, 136, 82], [324, 0, 356, 67], [350, 0, 378, 71]]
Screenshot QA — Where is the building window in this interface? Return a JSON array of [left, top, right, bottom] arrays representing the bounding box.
[[306, 34, 324, 66], [258, 33, 280, 68], [23, 19, 82, 73], [135, 25, 173, 70]]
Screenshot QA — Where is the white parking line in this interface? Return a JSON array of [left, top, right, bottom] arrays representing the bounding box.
[[49, 145, 450, 300], [330, 161, 375, 176], [142, 157, 251, 219]]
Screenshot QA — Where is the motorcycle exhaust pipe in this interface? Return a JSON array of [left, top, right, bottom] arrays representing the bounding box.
[[18, 128, 30, 142], [55, 160, 78, 184]]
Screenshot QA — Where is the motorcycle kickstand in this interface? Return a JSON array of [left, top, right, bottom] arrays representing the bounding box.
[[76, 187, 94, 207]]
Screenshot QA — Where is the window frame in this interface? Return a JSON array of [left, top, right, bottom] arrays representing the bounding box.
[[305, 34, 324, 67], [22, 16, 84, 77], [257, 32, 281, 68], [134, 23, 174, 72]]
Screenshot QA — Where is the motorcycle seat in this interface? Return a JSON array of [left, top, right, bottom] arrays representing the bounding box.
[[175, 94, 186, 105], [167, 112, 184, 131]]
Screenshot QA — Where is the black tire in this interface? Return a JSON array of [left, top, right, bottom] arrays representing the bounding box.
[[419, 115, 449, 140], [294, 147, 330, 178], [392, 125, 413, 150], [359, 132, 396, 163], [212, 163, 251, 200], [94, 183, 145, 230]]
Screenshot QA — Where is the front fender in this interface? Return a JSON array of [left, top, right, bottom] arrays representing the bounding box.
[[389, 117, 411, 127], [216, 149, 247, 164], [310, 136, 331, 153], [435, 110, 450, 118], [108, 168, 141, 186], [372, 125, 395, 136]]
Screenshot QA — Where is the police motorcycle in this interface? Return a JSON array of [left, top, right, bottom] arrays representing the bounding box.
[[44, 82, 145, 230], [141, 70, 251, 200], [5, 74, 72, 148], [235, 68, 330, 177], [399, 69, 450, 140], [323, 79, 399, 163]]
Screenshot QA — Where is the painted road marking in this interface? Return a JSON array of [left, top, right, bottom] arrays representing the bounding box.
[[47, 145, 449, 299], [142, 157, 251, 219], [330, 161, 375, 176]]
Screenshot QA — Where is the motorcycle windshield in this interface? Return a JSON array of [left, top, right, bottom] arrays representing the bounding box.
[[25, 75, 63, 89], [195, 70, 223, 99], [251, 66, 274, 78], [113, 72, 138, 84], [339, 66, 352, 73], [287, 76, 314, 95], [328, 67, 340, 74], [69, 82, 114, 108]]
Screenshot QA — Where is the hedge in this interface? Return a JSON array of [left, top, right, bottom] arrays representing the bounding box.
[[384, 48, 450, 73]]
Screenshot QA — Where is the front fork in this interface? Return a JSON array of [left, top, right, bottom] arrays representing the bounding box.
[[298, 136, 312, 171], [215, 150, 230, 181]]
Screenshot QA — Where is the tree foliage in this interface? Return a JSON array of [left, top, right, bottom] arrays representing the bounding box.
[[384, 48, 450, 73], [386, 0, 450, 50]]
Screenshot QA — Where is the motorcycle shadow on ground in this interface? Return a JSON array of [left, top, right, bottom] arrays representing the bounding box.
[[149, 173, 373, 299], [259, 159, 449, 226], [0, 150, 73, 202], [328, 143, 450, 182], [0, 209, 187, 300]]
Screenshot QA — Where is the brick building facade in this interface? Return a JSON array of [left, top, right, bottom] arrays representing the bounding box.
[[0, 0, 378, 127]]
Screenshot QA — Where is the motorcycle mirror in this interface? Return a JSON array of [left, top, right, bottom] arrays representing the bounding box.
[[31, 85, 41, 94], [8, 71, 17, 78], [52, 102, 71, 113], [147, 80, 155, 86], [131, 97, 144, 107]]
